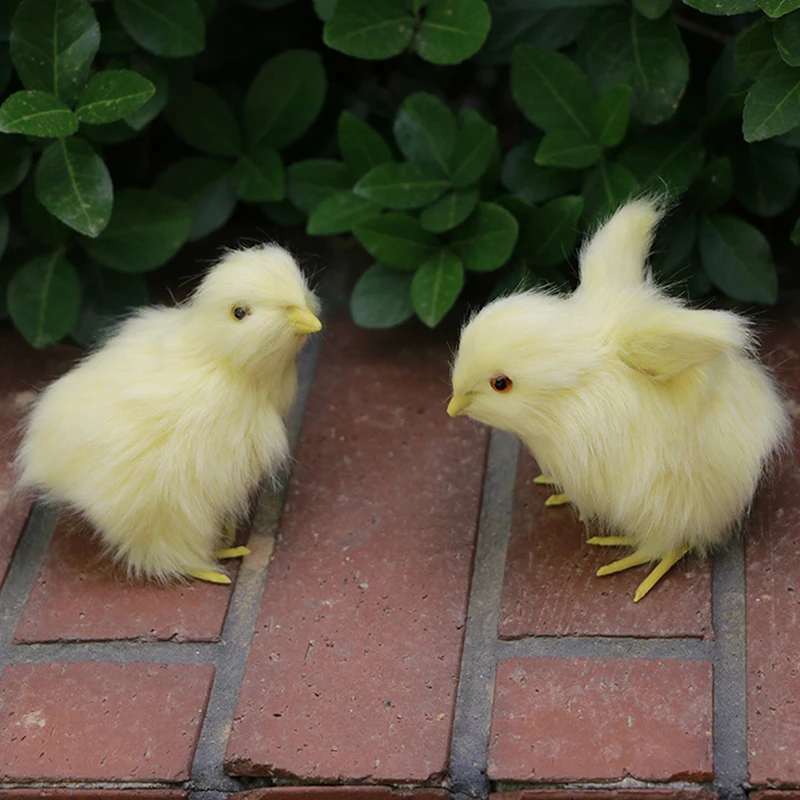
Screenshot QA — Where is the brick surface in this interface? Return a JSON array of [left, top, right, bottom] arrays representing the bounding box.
[[14, 512, 237, 643], [488, 658, 713, 782], [0, 332, 77, 589], [0, 662, 213, 782], [499, 449, 713, 638], [235, 789, 450, 799], [491, 792, 717, 799], [3, 792, 187, 798], [225, 316, 488, 782], [751, 793, 800, 800], [747, 325, 800, 787]]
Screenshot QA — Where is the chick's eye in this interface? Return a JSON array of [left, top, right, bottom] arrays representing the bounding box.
[[232, 306, 248, 321], [491, 375, 513, 393]]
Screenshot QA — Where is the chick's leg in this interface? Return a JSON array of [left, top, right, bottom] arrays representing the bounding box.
[[187, 569, 232, 585], [533, 474, 557, 485], [587, 536, 638, 547], [214, 546, 251, 559], [633, 547, 689, 603]]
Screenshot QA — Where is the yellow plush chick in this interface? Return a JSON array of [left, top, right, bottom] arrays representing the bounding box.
[[447, 199, 790, 601], [16, 244, 321, 585]]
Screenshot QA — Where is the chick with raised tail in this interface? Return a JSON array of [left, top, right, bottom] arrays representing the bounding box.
[[16, 244, 321, 585], [447, 199, 790, 601]]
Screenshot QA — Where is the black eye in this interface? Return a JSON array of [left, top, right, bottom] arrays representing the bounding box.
[[232, 306, 248, 321], [491, 375, 513, 393]]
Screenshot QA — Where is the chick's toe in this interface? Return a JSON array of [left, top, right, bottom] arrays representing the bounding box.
[[533, 474, 557, 485], [214, 546, 251, 560], [633, 547, 689, 602], [544, 493, 570, 507], [188, 569, 232, 585]]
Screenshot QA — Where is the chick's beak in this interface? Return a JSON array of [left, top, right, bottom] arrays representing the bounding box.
[[447, 394, 472, 418], [287, 306, 322, 334]]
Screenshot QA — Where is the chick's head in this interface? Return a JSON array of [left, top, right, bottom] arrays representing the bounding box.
[[188, 244, 321, 374], [448, 291, 597, 433]]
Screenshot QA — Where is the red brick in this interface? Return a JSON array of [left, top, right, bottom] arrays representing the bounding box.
[[2, 792, 187, 798], [751, 793, 800, 799], [0, 662, 213, 782], [14, 512, 236, 643], [234, 789, 450, 799], [747, 326, 800, 787], [225, 317, 488, 782], [0, 332, 77, 589], [491, 792, 716, 799], [488, 658, 713, 782], [499, 449, 713, 638]]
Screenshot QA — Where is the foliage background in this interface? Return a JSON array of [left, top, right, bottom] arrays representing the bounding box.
[[0, 0, 797, 346]]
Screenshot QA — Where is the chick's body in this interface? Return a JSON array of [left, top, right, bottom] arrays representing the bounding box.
[[448, 200, 790, 600], [17, 245, 321, 583]]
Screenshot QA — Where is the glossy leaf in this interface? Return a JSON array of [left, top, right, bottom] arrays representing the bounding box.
[[10, 0, 100, 105], [233, 144, 285, 202], [165, 80, 242, 157], [0, 90, 77, 137], [81, 188, 191, 272], [686, 156, 733, 211], [393, 91, 457, 173], [448, 202, 518, 272], [8, 252, 81, 346], [632, 0, 671, 18], [706, 39, 749, 123], [307, 191, 381, 235], [699, 213, 777, 304], [683, 0, 757, 12], [35, 136, 112, 237], [411, 250, 464, 327], [420, 188, 479, 233], [114, 0, 205, 57], [501, 139, 582, 203], [22, 175, 71, 246], [287, 159, 352, 215], [353, 213, 440, 270], [450, 109, 497, 188], [591, 84, 631, 147], [759, 0, 800, 17], [774, 10, 800, 66], [415, 0, 491, 65], [354, 162, 450, 209], [732, 141, 800, 216], [338, 111, 393, 181], [535, 130, 602, 169], [651, 212, 698, 279], [0, 133, 31, 194], [245, 50, 326, 148], [581, 160, 639, 226], [350, 263, 414, 328], [324, 0, 413, 60], [124, 54, 169, 130], [75, 70, 155, 125], [736, 21, 780, 79], [743, 61, 800, 142], [520, 195, 584, 267]]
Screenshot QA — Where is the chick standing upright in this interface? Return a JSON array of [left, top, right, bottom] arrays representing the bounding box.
[[17, 244, 321, 584], [448, 199, 790, 601]]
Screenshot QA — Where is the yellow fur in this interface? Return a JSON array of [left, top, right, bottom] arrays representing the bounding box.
[[16, 244, 321, 582], [449, 199, 790, 567]]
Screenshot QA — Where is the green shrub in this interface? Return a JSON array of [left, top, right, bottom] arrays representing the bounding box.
[[0, 0, 796, 345]]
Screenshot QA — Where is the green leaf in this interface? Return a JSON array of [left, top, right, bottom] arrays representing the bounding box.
[[233, 144, 285, 202], [22, 175, 71, 246], [450, 109, 497, 188], [350, 262, 414, 329], [35, 137, 112, 237], [8, 252, 81, 346], [165, 80, 242, 157], [393, 91, 456, 173], [81, 119, 139, 145], [632, 0, 671, 18], [306, 191, 381, 235], [706, 39, 749, 123], [71, 262, 148, 346], [97, 3, 136, 55], [579, 8, 689, 125], [686, 156, 733, 211], [735, 21, 780, 79], [743, 61, 800, 141], [354, 162, 450, 209], [353, 212, 440, 270], [153, 157, 236, 241], [113, 0, 205, 57], [0, 204, 8, 262], [314, 0, 338, 21], [651, 212, 698, 279], [591, 84, 631, 147], [618, 127, 706, 196], [414, 0, 491, 65], [0, 90, 78, 137], [581, 159, 639, 226], [81, 188, 191, 272], [501, 139, 582, 203], [520, 195, 583, 267], [287, 159, 352, 215], [338, 111, 393, 181], [324, 0, 414, 60], [774, 10, 800, 66], [682, 0, 757, 12], [699, 213, 777, 304], [261, 199, 305, 226], [75, 69, 155, 125], [758, 0, 800, 17], [420, 188, 479, 232], [0, 134, 31, 194], [245, 50, 326, 148], [124, 54, 169, 130], [10, 0, 100, 105], [448, 202, 518, 272], [411, 250, 464, 326], [511, 44, 595, 136], [732, 141, 800, 216], [535, 129, 602, 169]]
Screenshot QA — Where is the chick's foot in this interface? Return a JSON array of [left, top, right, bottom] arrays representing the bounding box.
[[544, 493, 570, 507], [533, 474, 557, 485], [187, 569, 232, 585], [632, 546, 689, 602], [214, 546, 251, 559], [587, 536, 638, 547]]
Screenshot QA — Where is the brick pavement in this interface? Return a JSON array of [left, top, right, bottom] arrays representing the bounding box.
[[1, 293, 799, 798]]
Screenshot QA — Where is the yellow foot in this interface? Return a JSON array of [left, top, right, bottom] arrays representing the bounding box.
[[214, 546, 251, 560], [596, 550, 651, 576], [187, 569, 232, 585], [544, 493, 570, 507], [587, 536, 638, 547], [633, 547, 689, 603], [533, 474, 557, 485]]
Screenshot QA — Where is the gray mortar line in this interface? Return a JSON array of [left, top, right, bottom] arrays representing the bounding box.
[[448, 430, 519, 800], [496, 635, 715, 661], [711, 537, 748, 800]]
